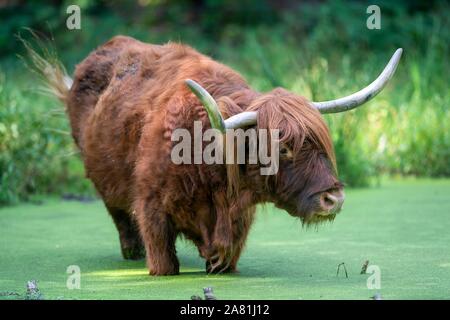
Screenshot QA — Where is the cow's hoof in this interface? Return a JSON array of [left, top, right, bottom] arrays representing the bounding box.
[[121, 246, 145, 260], [207, 267, 238, 274], [206, 261, 238, 274], [149, 268, 180, 276]]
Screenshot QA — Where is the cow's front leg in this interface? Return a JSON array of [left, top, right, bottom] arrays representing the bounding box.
[[206, 231, 235, 274], [207, 205, 256, 274], [206, 193, 235, 273], [135, 199, 179, 275], [206, 228, 246, 274]]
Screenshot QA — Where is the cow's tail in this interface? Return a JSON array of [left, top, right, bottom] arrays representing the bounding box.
[[20, 32, 73, 104]]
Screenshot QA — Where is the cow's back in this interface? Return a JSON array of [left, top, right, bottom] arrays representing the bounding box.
[[67, 36, 158, 148]]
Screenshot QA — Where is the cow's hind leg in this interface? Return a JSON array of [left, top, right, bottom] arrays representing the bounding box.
[[107, 206, 145, 260], [135, 199, 179, 275]]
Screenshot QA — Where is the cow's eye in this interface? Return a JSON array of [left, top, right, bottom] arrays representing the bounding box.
[[279, 145, 293, 158]]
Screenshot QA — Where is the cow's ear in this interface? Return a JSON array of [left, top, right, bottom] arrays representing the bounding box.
[[279, 143, 293, 159]]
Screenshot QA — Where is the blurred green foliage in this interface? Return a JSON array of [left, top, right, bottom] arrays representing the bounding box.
[[0, 74, 93, 204], [0, 0, 449, 205]]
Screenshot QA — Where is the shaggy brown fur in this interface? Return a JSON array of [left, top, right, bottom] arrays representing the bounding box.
[[33, 36, 343, 275]]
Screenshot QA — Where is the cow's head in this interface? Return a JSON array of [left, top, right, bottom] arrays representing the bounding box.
[[245, 88, 344, 224], [186, 49, 402, 224]]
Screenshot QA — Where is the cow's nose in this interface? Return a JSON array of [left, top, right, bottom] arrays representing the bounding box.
[[319, 190, 345, 215]]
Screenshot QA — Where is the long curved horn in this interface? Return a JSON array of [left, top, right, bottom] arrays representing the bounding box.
[[185, 79, 257, 131], [312, 48, 403, 113], [187, 50, 402, 126]]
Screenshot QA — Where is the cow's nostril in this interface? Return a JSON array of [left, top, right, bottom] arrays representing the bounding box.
[[320, 193, 337, 210], [324, 195, 335, 207], [319, 191, 344, 215]]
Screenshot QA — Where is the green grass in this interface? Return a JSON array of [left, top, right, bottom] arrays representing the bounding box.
[[1, 178, 450, 300]]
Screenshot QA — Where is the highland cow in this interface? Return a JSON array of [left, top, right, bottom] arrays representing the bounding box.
[[29, 36, 402, 275]]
